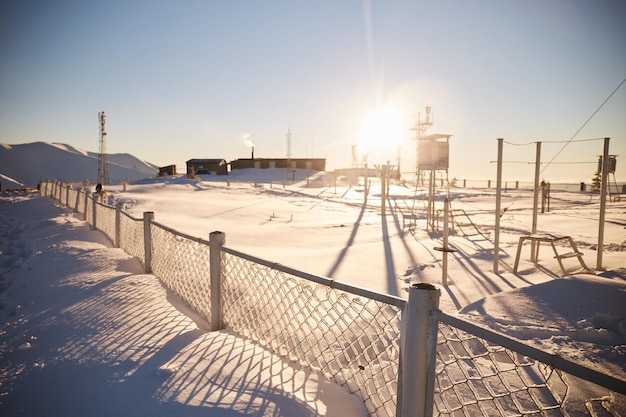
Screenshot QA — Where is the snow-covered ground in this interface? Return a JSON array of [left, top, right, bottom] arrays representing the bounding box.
[[1, 168, 625, 415]]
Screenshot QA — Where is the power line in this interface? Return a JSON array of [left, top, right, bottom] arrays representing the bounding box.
[[491, 160, 596, 165], [504, 137, 604, 146], [541, 76, 626, 174]]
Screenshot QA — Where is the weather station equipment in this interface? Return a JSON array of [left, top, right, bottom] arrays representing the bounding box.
[[411, 107, 452, 231]]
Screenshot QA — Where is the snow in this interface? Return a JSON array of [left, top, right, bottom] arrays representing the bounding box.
[[1, 166, 625, 415], [0, 142, 158, 188], [0, 192, 367, 416]]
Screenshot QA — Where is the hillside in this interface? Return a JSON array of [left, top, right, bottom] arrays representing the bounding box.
[[0, 142, 158, 188]]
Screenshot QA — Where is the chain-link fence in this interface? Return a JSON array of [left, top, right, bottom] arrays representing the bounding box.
[[39, 180, 626, 417], [94, 202, 116, 244], [221, 248, 404, 417], [119, 211, 145, 266], [434, 321, 566, 416], [150, 222, 212, 323]]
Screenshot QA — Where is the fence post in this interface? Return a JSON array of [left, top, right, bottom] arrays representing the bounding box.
[[83, 190, 89, 220], [209, 231, 226, 331], [65, 184, 70, 207], [143, 211, 154, 273], [74, 188, 80, 212], [115, 203, 122, 248], [494, 138, 503, 274], [398, 283, 441, 417], [91, 195, 97, 230]]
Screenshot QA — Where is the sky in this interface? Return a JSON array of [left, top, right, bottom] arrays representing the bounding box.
[[1, 0, 625, 182]]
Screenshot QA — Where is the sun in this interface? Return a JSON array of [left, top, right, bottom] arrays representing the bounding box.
[[358, 106, 409, 156]]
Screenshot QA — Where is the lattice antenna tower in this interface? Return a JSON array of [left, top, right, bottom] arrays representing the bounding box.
[[412, 106, 433, 176], [98, 111, 110, 186]]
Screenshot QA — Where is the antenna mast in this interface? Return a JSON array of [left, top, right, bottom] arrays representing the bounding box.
[[413, 106, 433, 177], [286, 128, 292, 160], [98, 111, 110, 186]]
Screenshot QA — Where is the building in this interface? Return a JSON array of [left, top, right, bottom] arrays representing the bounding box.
[[186, 159, 228, 176], [230, 158, 326, 172], [158, 165, 177, 177]]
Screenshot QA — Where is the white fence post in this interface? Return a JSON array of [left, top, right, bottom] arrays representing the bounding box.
[[143, 211, 154, 273], [209, 231, 226, 331], [494, 138, 503, 273], [91, 195, 97, 230], [398, 283, 441, 417], [442, 198, 450, 286], [115, 203, 122, 248], [83, 190, 89, 220], [597, 137, 610, 270]]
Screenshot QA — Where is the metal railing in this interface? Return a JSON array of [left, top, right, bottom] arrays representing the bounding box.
[[40, 180, 626, 416]]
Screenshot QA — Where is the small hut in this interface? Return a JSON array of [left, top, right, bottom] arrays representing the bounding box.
[[158, 165, 177, 177]]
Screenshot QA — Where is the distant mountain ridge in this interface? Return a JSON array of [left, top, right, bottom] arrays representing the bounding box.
[[0, 142, 158, 188]]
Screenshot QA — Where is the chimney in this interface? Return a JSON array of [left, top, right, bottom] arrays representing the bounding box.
[[251, 145, 255, 160]]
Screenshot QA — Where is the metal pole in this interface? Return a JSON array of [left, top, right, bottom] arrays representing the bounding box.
[[442, 198, 450, 286], [143, 211, 154, 273], [115, 203, 122, 248], [91, 195, 97, 230], [494, 138, 503, 273], [83, 189, 89, 220], [398, 283, 441, 417], [597, 137, 610, 270], [531, 142, 541, 262], [209, 231, 226, 331]]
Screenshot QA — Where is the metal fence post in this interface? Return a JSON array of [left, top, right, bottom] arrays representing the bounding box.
[[91, 195, 97, 230], [83, 190, 89, 220], [398, 283, 441, 417], [115, 203, 122, 248], [143, 211, 154, 273], [209, 231, 226, 331]]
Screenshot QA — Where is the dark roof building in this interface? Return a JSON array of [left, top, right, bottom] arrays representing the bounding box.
[[186, 159, 228, 176], [230, 158, 325, 172], [158, 165, 177, 177]]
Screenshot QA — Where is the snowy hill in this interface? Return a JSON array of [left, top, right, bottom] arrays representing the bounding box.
[[0, 142, 158, 188]]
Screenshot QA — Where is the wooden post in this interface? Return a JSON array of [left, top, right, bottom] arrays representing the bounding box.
[[209, 231, 226, 331]]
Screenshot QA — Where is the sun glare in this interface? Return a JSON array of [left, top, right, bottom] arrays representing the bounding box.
[[358, 106, 408, 156]]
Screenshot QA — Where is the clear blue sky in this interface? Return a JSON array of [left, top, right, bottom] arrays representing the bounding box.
[[1, 0, 625, 182]]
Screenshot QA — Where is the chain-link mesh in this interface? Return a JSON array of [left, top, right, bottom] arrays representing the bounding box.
[[150, 223, 212, 323], [435, 321, 569, 416], [221, 251, 403, 417], [94, 202, 116, 244], [119, 211, 145, 266], [67, 187, 80, 212]]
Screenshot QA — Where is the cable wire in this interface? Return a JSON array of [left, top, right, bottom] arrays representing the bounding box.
[[541, 77, 626, 174]]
